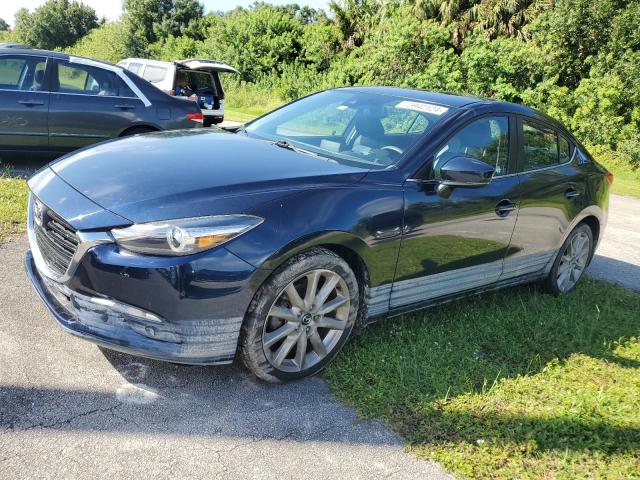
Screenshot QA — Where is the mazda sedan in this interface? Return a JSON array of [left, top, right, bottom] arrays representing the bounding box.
[[25, 87, 611, 382]]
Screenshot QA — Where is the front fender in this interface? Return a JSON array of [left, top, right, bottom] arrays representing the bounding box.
[[224, 185, 405, 287]]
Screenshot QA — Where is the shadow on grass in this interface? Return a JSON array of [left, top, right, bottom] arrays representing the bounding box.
[[325, 277, 640, 461]]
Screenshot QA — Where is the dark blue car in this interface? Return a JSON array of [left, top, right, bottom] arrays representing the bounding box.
[[25, 87, 611, 382]]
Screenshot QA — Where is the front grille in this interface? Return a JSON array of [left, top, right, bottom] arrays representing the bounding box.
[[34, 208, 80, 276]]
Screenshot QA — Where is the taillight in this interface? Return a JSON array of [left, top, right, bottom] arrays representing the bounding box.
[[605, 171, 614, 186], [187, 112, 203, 123]]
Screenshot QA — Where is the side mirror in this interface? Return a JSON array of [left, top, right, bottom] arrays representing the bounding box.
[[439, 156, 495, 187]]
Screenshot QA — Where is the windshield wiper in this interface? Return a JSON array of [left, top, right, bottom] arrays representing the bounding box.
[[271, 139, 324, 159]]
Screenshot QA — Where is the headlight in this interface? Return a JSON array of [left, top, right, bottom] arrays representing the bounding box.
[[111, 215, 263, 256]]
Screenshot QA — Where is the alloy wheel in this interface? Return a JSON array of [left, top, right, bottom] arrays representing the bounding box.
[[262, 269, 351, 373], [556, 231, 590, 292]]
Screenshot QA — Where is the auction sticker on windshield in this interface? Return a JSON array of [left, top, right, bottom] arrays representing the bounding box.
[[396, 100, 449, 115]]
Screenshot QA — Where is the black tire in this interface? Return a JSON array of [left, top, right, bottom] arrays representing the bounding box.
[[120, 126, 156, 137], [545, 223, 594, 296], [239, 247, 359, 383], [203, 118, 213, 128]]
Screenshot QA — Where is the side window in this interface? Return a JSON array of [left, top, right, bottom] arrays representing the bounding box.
[[433, 116, 509, 177], [141, 65, 168, 83], [522, 121, 561, 170], [118, 78, 136, 98], [57, 62, 118, 96], [128, 63, 142, 75], [0, 56, 47, 91], [559, 135, 571, 163]]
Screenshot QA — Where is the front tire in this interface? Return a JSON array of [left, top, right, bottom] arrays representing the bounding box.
[[240, 248, 359, 382], [546, 223, 594, 295]]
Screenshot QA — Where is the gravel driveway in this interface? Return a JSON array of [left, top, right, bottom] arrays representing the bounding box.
[[1, 193, 637, 479]]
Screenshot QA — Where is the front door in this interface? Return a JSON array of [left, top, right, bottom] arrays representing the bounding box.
[[392, 115, 520, 309], [48, 60, 145, 151], [0, 54, 49, 152]]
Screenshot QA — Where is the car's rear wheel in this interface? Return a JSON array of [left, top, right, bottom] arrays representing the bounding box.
[[239, 248, 359, 382], [546, 224, 593, 295], [120, 126, 156, 137]]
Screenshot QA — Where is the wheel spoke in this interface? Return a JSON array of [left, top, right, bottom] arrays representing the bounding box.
[[264, 323, 297, 348], [304, 271, 320, 307], [269, 305, 299, 323], [285, 283, 305, 310], [557, 262, 570, 277], [315, 274, 340, 307], [557, 268, 571, 291], [309, 331, 327, 358], [316, 316, 347, 330], [294, 330, 307, 370], [317, 295, 348, 315], [272, 334, 299, 367]]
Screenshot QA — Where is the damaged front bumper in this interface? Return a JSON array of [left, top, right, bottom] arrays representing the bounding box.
[[25, 251, 244, 364]]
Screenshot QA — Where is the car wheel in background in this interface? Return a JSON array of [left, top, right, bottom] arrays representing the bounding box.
[[120, 126, 156, 137], [546, 223, 594, 295], [240, 248, 359, 382]]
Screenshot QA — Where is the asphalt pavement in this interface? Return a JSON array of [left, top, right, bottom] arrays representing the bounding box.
[[0, 237, 452, 479], [0, 193, 637, 479], [587, 194, 640, 290]]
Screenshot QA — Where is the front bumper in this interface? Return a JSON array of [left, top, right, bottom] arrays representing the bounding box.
[[24, 185, 266, 365], [25, 251, 247, 365]]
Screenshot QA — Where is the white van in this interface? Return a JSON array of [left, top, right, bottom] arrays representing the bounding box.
[[117, 58, 238, 127]]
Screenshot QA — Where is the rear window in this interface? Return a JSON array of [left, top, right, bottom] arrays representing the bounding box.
[[142, 65, 168, 83]]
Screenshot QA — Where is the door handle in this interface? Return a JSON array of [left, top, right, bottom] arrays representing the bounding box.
[[115, 104, 135, 110], [565, 188, 581, 199], [495, 199, 517, 218], [18, 99, 44, 107]]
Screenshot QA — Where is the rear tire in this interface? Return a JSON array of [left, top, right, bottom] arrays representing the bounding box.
[[120, 126, 156, 137], [545, 223, 594, 295], [239, 248, 359, 383]]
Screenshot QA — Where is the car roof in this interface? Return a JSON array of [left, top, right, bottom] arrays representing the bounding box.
[[0, 47, 119, 67], [119, 58, 173, 68]]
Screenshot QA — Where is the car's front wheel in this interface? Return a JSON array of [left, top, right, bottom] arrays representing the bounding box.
[[546, 223, 594, 295], [240, 248, 359, 382]]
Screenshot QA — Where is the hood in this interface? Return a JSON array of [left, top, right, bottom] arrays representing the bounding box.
[[50, 129, 366, 224]]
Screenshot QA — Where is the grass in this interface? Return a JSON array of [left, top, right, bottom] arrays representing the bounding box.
[[599, 160, 640, 198], [325, 279, 640, 479], [224, 82, 284, 123], [0, 173, 29, 243]]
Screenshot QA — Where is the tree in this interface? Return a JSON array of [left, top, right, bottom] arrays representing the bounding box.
[[0, 18, 9, 32], [13, 0, 99, 50], [122, 0, 205, 56], [67, 22, 129, 63]]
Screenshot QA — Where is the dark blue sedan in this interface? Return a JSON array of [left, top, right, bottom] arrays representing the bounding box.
[[24, 87, 612, 382]]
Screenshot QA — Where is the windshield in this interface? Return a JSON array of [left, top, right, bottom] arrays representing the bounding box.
[[245, 90, 455, 170]]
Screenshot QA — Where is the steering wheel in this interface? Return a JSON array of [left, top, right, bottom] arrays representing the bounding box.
[[381, 145, 404, 155]]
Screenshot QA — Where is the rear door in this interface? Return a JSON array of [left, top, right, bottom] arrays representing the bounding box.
[[0, 54, 50, 152], [503, 117, 586, 279], [393, 115, 520, 309], [48, 59, 146, 151]]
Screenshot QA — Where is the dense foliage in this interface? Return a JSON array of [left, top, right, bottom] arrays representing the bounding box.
[[12, 0, 100, 50], [1, 0, 638, 170]]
